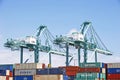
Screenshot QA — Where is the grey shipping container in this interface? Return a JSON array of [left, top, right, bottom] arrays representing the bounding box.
[[14, 69, 36, 76]]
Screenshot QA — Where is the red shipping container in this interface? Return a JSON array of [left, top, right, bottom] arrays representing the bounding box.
[[106, 79, 120, 80], [104, 63, 107, 69], [78, 68, 101, 73], [42, 64, 45, 69], [59, 66, 80, 76], [59, 66, 79, 71], [107, 74, 120, 79], [6, 76, 9, 80], [66, 71, 77, 76], [9, 71, 13, 77]]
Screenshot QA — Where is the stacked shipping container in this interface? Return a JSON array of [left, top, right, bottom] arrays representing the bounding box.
[[36, 67, 68, 80], [59, 66, 80, 80], [1, 62, 120, 80], [0, 64, 13, 80], [76, 62, 106, 80], [14, 63, 68, 80], [107, 63, 120, 80], [14, 63, 45, 80]]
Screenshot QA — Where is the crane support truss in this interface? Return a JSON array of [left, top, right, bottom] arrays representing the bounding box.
[[54, 21, 112, 65], [4, 26, 72, 65]]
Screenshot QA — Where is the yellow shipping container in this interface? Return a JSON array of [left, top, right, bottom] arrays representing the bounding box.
[[34, 75, 63, 80]]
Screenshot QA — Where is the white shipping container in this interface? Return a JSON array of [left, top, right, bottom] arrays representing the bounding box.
[[102, 68, 106, 73], [107, 63, 120, 68], [0, 76, 6, 80], [9, 77, 13, 80], [6, 70, 10, 76], [34, 75, 63, 80], [15, 69, 36, 76], [15, 63, 44, 69], [95, 78, 99, 80]]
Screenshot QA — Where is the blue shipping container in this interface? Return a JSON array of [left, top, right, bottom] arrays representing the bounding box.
[[36, 68, 65, 75], [64, 75, 68, 80], [14, 76, 33, 80], [49, 68, 64, 74], [102, 63, 105, 68], [0, 70, 6, 76], [68, 76, 75, 80], [36, 69, 48, 75], [107, 68, 120, 74], [0, 64, 13, 72]]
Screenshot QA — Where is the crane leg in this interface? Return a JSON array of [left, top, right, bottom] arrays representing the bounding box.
[[95, 51, 97, 63], [20, 47, 23, 63], [49, 53, 51, 66], [34, 50, 39, 63], [66, 43, 69, 66], [84, 38, 87, 63], [78, 47, 81, 66]]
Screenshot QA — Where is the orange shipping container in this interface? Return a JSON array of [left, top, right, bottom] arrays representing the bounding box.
[[78, 68, 101, 73], [66, 71, 78, 76], [9, 71, 13, 77]]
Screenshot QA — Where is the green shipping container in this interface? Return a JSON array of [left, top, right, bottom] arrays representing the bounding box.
[[76, 73, 106, 80], [100, 73, 106, 79], [76, 73, 99, 79], [79, 62, 103, 68]]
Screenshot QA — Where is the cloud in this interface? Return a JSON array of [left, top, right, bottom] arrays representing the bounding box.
[[0, 34, 2, 40], [67, 28, 78, 35]]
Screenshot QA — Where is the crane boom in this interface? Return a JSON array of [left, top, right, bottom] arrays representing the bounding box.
[[54, 21, 112, 65], [4, 25, 72, 64]]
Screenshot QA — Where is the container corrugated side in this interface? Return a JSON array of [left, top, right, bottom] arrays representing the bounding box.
[[107, 74, 120, 79], [59, 66, 79, 76], [107, 63, 120, 68], [9, 77, 13, 80], [0, 76, 6, 80], [79, 62, 104, 68], [76, 73, 99, 79], [102, 68, 106, 73], [14, 75, 33, 80], [14, 63, 44, 69], [78, 68, 101, 73], [63, 76, 68, 80], [6, 70, 10, 76], [100, 73, 106, 79], [14, 69, 36, 76], [76, 73, 106, 80], [0, 70, 6, 76], [107, 68, 120, 74], [36, 68, 64, 75], [0, 64, 13, 72], [34, 75, 64, 80]]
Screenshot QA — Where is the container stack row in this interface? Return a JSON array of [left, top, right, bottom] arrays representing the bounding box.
[[75, 62, 107, 80], [1, 62, 120, 80], [0, 64, 13, 80], [107, 63, 120, 80], [14, 63, 68, 80]]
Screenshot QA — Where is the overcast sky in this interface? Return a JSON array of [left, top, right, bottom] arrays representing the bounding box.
[[0, 0, 120, 66]]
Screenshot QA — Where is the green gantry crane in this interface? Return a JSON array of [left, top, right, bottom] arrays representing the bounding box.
[[54, 21, 112, 66], [4, 22, 112, 66], [4, 26, 72, 64]]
